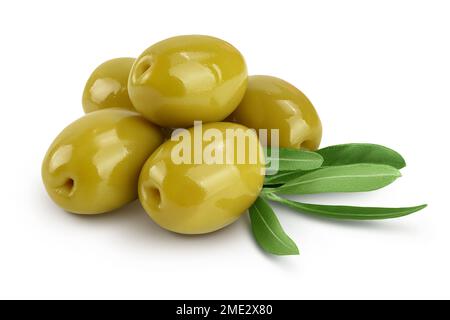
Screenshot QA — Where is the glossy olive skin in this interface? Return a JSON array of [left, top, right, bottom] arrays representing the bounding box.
[[230, 75, 322, 150], [138, 122, 265, 234], [42, 109, 164, 214], [82, 58, 135, 113], [128, 35, 248, 127]]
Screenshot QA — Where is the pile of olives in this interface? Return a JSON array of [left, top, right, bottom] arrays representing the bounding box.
[[42, 35, 322, 235]]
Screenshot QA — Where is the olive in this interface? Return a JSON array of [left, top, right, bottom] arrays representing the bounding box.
[[138, 122, 265, 234], [42, 109, 164, 214], [128, 35, 248, 127], [229, 75, 322, 150], [82, 58, 135, 113]]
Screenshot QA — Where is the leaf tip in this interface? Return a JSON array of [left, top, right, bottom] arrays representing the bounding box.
[[417, 204, 428, 211], [287, 242, 300, 255], [390, 166, 402, 178], [273, 246, 300, 256]]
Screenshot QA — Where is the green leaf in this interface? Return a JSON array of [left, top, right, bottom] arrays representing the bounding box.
[[265, 147, 323, 172], [249, 197, 299, 255], [264, 170, 309, 185], [264, 193, 427, 220], [317, 143, 406, 169], [271, 164, 401, 195]]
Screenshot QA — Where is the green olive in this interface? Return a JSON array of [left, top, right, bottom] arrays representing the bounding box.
[[230, 75, 322, 150], [82, 58, 135, 113], [42, 109, 164, 214], [128, 35, 248, 127], [138, 122, 265, 234]]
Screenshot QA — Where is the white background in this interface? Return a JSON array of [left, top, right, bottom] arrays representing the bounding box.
[[0, 0, 448, 300]]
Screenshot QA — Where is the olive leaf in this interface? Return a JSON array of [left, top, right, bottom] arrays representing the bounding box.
[[265, 147, 323, 172], [264, 170, 309, 186], [271, 164, 401, 195], [317, 143, 406, 169], [249, 197, 299, 255], [264, 193, 427, 220]]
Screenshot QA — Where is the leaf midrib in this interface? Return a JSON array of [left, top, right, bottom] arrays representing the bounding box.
[[253, 204, 293, 250], [274, 156, 320, 163], [281, 172, 399, 188], [265, 171, 298, 182], [265, 193, 426, 219], [292, 204, 424, 218]]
